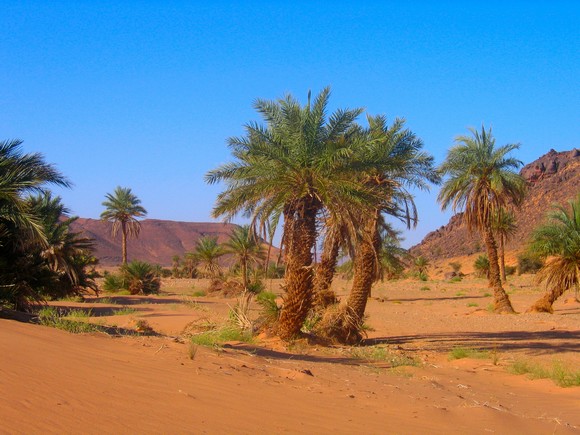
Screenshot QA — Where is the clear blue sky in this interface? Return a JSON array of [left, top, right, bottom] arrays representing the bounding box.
[[2, 1, 579, 247]]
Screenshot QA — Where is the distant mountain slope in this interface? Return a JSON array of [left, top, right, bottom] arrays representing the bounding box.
[[411, 148, 580, 260], [70, 219, 251, 267]]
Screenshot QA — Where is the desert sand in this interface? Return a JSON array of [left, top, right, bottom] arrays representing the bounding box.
[[1, 267, 579, 434]]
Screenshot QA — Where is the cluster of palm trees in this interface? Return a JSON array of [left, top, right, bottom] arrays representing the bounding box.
[[207, 88, 580, 342], [171, 225, 268, 291], [0, 139, 98, 309], [206, 88, 440, 341]]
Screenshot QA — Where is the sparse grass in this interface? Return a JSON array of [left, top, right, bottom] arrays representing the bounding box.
[[448, 346, 490, 360], [449, 276, 462, 283], [187, 342, 198, 360], [509, 359, 580, 387], [113, 306, 137, 316], [350, 345, 418, 368], [455, 291, 466, 297], [135, 319, 155, 334], [64, 308, 92, 319], [486, 303, 495, 312], [38, 307, 104, 334], [182, 296, 208, 311], [190, 327, 253, 347], [97, 297, 117, 305], [467, 302, 479, 307], [483, 292, 492, 297], [391, 300, 402, 304], [419, 286, 430, 291], [191, 290, 206, 297]]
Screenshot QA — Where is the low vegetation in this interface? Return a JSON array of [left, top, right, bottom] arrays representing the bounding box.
[[509, 359, 580, 387]]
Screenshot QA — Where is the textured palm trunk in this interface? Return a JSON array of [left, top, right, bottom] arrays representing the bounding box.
[[121, 221, 128, 265], [499, 234, 507, 283], [241, 259, 248, 291], [313, 234, 340, 308], [278, 199, 318, 340], [483, 225, 515, 313], [347, 214, 380, 321], [528, 285, 566, 313]]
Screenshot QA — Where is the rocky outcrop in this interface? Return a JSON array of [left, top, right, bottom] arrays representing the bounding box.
[[412, 148, 580, 260]]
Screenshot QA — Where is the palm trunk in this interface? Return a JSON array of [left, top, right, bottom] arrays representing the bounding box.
[[499, 234, 507, 283], [278, 199, 318, 340], [313, 233, 340, 308], [527, 285, 566, 313], [241, 259, 248, 291], [483, 225, 515, 313], [121, 221, 128, 265], [347, 213, 380, 321]]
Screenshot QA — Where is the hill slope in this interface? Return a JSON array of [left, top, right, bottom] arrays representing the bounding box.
[[412, 148, 580, 260], [71, 219, 243, 266]]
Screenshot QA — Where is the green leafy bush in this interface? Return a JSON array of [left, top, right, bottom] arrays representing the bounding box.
[[517, 252, 544, 275]]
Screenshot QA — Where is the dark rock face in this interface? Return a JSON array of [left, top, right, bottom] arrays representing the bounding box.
[[412, 149, 580, 260]]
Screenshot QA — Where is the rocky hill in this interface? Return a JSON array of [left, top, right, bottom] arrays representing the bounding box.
[[70, 218, 273, 267], [411, 148, 580, 260]]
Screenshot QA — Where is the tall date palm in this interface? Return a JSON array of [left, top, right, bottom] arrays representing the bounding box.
[[438, 126, 526, 313], [101, 186, 147, 265]]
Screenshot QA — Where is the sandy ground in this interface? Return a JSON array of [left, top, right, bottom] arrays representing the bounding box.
[[1, 271, 579, 434]]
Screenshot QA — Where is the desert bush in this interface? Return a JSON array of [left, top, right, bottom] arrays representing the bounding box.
[[474, 254, 490, 278], [102, 273, 126, 292], [517, 252, 544, 275], [255, 291, 280, 328], [350, 345, 417, 367], [265, 262, 285, 279], [449, 262, 462, 273], [121, 261, 160, 295], [505, 265, 517, 276]]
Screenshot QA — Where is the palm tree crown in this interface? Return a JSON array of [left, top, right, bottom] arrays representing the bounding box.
[[438, 126, 526, 232], [101, 186, 147, 264], [225, 225, 265, 291]]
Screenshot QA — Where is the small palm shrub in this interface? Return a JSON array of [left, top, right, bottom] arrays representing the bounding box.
[[517, 252, 544, 275], [474, 254, 490, 278], [121, 261, 160, 295]]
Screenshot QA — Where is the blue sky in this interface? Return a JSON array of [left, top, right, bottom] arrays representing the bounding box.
[[2, 1, 579, 247]]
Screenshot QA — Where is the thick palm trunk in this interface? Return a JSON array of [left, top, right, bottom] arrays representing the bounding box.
[[278, 199, 318, 340], [313, 233, 340, 308], [499, 235, 507, 283], [527, 285, 566, 313], [347, 214, 380, 321], [483, 225, 515, 313], [121, 221, 128, 265]]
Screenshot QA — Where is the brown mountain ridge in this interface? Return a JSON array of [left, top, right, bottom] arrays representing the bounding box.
[[70, 219, 244, 267], [411, 148, 580, 260]]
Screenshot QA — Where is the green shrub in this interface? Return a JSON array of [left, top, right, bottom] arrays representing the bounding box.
[[102, 273, 126, 292], [517, 252, 544, 275], [448, 346, 489, 360], [474, 254, 490, 278], [505, 265, 517, 276]]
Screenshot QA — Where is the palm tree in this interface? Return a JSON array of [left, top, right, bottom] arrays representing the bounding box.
[[413, 255, 430, 280], [438, 125, 526, 313], [492, 208, 517, 282], [0, 139, 71, 309], [206, 88, 375, 339], [0, 139, 70, 246], [193, 236, 224, 278], [100, 186, 147, 265], [344, 116, 438, 334], [527, 194, 580, 313], [224, 225, 265, 291]]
